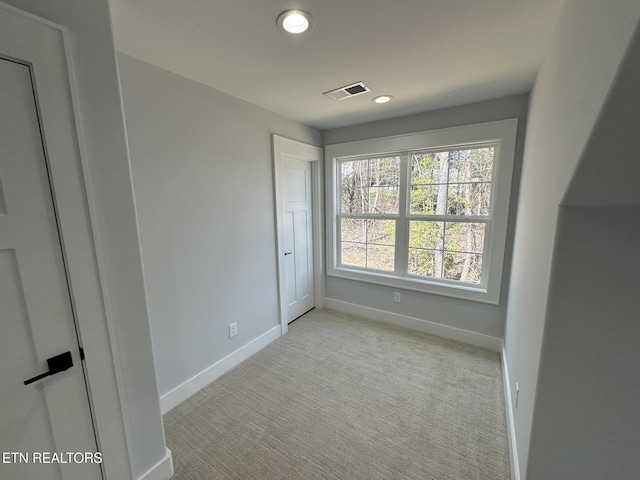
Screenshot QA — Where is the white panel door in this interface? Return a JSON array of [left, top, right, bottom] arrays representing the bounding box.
[[281, 157, 315, 322], [0, 10, 101, 480]]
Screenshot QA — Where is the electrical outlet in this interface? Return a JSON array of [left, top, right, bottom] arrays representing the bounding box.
[[393, 292, 402, 303], [229, 322, 238, 338], [515, 382, 520, 409]]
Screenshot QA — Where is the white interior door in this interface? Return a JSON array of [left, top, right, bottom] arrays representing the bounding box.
[[0, 9, 102, 480], [282, 157, 315, 323]]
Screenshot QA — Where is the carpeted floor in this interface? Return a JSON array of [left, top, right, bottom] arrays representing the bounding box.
[[164, 309, 510, 479]]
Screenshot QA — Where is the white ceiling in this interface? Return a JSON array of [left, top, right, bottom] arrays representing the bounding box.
[[110, 0, 565, 130]]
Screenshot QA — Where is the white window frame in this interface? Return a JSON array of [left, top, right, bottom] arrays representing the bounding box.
[[325, 119, 518, 305]]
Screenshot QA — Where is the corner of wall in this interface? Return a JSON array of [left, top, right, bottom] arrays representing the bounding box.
[[137, 448, 173, 480], [159, 325, 281, 414]]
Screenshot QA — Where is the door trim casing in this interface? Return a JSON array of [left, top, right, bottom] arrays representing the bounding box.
[[272, 135, 323, 335], [0, 3, 136, 478]]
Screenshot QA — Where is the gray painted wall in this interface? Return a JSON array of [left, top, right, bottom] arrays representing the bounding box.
[[503, 0, 640, 475], [527, 22, 640, 480], [323, 95, 528, 338], [527, 207, 640, 479], [3, 1, 169, 478], [117, 53, 321, 398]]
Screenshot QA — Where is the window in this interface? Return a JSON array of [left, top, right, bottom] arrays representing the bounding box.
[[326, 120, 517, 304]]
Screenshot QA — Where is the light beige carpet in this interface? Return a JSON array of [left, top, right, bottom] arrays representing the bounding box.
[[164, 309, 510, 479]]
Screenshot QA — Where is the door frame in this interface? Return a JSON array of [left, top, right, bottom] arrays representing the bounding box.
[[273, 135, 323, 335], [0, 4, 133, 478]]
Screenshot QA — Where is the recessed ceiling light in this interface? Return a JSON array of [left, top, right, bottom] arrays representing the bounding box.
[[373, 95, 393, 104], [277, 10, 312, 34]]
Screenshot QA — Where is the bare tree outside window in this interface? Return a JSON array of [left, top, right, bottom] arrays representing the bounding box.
[[408, 147, 493, 284], [340, 156, 399, 271]]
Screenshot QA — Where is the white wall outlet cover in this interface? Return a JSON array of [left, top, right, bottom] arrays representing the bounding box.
[[229, 322, 238, 338]]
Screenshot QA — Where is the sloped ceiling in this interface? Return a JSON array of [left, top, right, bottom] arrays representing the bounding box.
[[110, 0, 565, 130]]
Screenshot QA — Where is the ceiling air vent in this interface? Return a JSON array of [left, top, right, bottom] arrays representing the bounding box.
[[323, 81, 371, 100]]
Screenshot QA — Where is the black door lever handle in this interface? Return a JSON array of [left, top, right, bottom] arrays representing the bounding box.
[[24, 351, 73, 385]]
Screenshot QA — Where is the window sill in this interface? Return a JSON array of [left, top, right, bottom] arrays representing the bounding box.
[[327, 266, 500, 305]]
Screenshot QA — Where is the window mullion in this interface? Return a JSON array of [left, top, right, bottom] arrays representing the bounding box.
[[335, 158, 342, 267], [395, 152, 409, 276]]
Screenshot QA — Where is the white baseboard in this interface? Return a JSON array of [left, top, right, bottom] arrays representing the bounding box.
[[323, 298, 503, 352], [159, 325, 281, 414], [502, 347, 521, 480], [137, 448, 173, 480]]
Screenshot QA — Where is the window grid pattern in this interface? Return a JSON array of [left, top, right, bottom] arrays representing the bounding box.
[[337, 145, 496, 286], [338, 156, 400, 273]]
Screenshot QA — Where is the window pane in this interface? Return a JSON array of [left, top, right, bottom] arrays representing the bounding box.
[[368, 157, 400, 214], [410, 185, 445, 215], [341, 219, 396, 270], [341, 159, 368, 187], [367, 219, 395, 245], [444, 222, 485, 254], [341, 157, 399, 214], [369, 186, 399, 214], [443, 252, 483, 284], [447, 182, 491, 216], [409, 221, 444, 250], [410, 147, 494, 218], [411, 152, 448, 185], [410, 152, 449, 216], [448, 147, 494, 183], [341, 218, 366, 243], [408, 221, 447, 279], [341, 159, 368, 213], [408, 249, 440, 278], [341, 242, 366, 268], [341, 186, 369, 214], [367, 245, 395, 271]]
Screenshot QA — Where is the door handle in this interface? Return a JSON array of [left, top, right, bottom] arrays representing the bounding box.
[[284, 252, 293, 256], [24, 351, 73, 385]]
